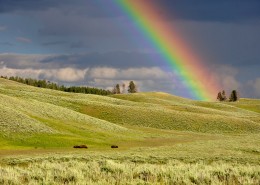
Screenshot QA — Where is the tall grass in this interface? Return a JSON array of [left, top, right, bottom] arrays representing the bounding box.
[[0, 156, 259, 185]]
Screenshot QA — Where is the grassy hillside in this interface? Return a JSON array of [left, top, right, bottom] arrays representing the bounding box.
[[108, 93, 260, 133], [0, 78, 259, 150], [0, 78, 260, 184]]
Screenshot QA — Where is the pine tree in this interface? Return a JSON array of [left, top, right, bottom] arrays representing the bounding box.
[[116, 84, 121, 94], [122, 83, 126, 94], [128, 81, 137, 93], [217, 91, 223, 101], [229, 90, 238, 102], [221, 90, 227, 101]]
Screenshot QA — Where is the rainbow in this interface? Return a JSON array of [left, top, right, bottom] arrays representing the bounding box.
[[116, 0, 220, 100]]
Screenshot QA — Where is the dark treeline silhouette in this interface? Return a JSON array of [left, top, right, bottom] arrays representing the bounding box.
[[0, 76, 112, 96]]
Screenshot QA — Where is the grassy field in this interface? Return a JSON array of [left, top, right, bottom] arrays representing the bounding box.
[[0, 78, 259, 184]]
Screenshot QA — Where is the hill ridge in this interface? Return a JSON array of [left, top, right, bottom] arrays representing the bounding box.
[[0, 78, 260, 149]]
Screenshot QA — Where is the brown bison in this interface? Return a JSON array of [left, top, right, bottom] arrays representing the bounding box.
[[73, 145, 88, 149], [111, 145, 118, 148]]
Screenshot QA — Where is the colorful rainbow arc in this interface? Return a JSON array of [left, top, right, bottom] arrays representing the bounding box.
[[116, 0, 219, 101]]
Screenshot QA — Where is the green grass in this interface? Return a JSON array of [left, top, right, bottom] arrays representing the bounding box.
[[0, 78, 259, 184], [0, 136, 259, 184], [0, 77, 260, 148], [0, 132, 259, 184]]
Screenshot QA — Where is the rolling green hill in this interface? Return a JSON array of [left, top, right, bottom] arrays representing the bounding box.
[[0, 78, 259, 150]]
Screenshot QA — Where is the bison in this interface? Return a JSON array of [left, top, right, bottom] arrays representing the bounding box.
[[111, 145, 118, 148], [73, 145, 88, 149]]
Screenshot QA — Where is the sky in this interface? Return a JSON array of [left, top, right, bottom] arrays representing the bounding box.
[[0, 0, 260, 99]]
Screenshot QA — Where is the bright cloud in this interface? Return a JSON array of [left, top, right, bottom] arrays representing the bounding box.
[[0, 64, 175, 92], [0, 65, 86, 82]]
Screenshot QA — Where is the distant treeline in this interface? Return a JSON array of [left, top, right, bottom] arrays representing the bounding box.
[[0, 76, 112, 95]]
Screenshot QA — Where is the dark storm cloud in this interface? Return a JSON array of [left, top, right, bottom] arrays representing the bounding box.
[[172, 21, 260, 67], [70, 41, 89, 49], [0, 51, 159, 70], [0, 0, 117, 18], [37, 12, 122, 37], [0, 0, 259, 98], [0, 42, 13, 46], [2, 0, 260, 22], [42, 41, 89, 49], [0, 0, 70, 12], [39, 51, 159, 69], [42, 41, 68, 46], [154, 0, 260, 22]]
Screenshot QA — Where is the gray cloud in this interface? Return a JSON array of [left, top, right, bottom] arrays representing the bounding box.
[[0, 42, 13, 46], [252, 78, 260, 98], [247, 78, 260, 99], [70, 41, 89, 49], [42, 41, 67, 46], [152, 0, 260, 22], [208, 64, 260, 98], [0, 26, 6, 31], [0, 65, 86, 82], [0, 64, 175, 93], [172, 20, 260, 67], [85, 67, 170, 81], [0, 52, 159, 70], [1, 53, 259, 98], [0, 1, 259, 99], [0, 0, 115, 18], [0, 0, 71, 13], [210, 65, 240, 89], [37, 8, 123, 38], [0, 53, 48, 69], [16, 37, 32, 43], [41, 40, 89, 49], [1, 0, 260, 22]]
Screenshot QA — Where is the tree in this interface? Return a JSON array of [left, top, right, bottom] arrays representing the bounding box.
[[5, 75, 111, 96], [128, 81, 137, 93], [217, 91, 223, 101], [221, 90, 227, 101], [217, 90, 227, 101], [112, 86, 117, 94], [229, 90, 238, 102], [122, 83, 126, 94], [112, 84, 120, 94], [116, 84, 121, 94]]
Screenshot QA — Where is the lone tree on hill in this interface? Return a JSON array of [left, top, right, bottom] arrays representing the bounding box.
[[128, 81, 137, 93], [217, 90, 227, 101], [122, 83, 126, 94], [217, 91, 223, 101], [116, 84, 121, 94], [229, 90, 239, 102], [221, 90, 227, 101]]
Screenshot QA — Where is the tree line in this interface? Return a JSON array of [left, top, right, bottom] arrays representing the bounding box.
[[217, 90, 239, 102], [0, 76, 138, 96], [1, 76, 111, 95]]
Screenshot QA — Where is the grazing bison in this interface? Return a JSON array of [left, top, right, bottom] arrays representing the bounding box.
[[73, 145, 88, 149], [111, 145, 118, 148]]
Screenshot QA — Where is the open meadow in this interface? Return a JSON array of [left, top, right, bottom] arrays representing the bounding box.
[[0, 78, 260, 184]]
